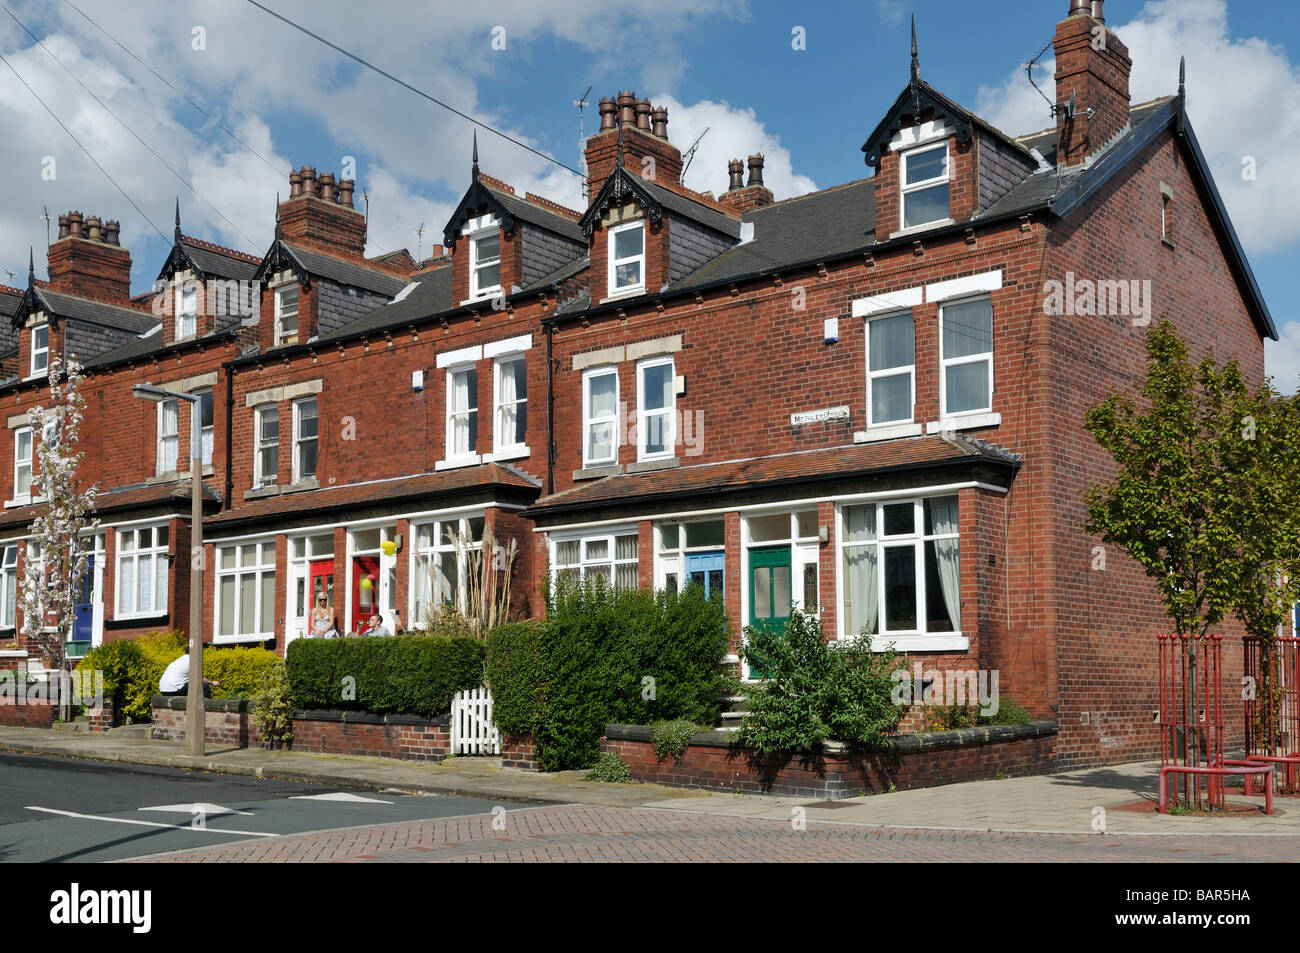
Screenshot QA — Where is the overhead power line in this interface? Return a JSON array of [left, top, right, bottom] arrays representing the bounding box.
[[60, 0, 289, 180], [244, 0, 583, 178], [0, 47, 167, 242], [2, 3, 258, 248]]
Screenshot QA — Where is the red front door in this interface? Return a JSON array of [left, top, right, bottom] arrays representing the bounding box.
[[309, 558, 336, 635], [352, 555, 379, 633]]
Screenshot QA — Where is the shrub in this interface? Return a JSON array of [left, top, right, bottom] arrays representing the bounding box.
[[286, 634, 485, 717], [585, 751, 633, 783], [75, 630, 186, 722], [202, 646, 282, 700], [739, 612, 906, 755], [486, 580, 729, 771], [252, 659, 293, 749], [920, 696, 1034, 731], [650, 719, 704, 763]]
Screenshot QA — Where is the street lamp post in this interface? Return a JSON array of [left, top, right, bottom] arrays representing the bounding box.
[[134, 383, 205, 758]]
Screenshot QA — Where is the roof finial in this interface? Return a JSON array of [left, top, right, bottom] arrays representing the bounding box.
[[615, 118, 625, 173], [1178, 55, 1185, 98], [472, 129, 479, 180], [910, 14, 920, 83], [174, 197, 182, 241], [28, 246, 34, 287], [274, 192, 282, 242]]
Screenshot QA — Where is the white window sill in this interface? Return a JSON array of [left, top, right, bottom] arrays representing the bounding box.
[[114, 611, 169, 623], [854, 422, 924, 443], [846, 633, 969, 652], [889, 218, 955, 240], [435, 454, 482, 471], [213, 633, 272, 645], [581, 459, 618, 473], [599, 288, 645, 304], [926, 412, 1001, 434], [460, 290, 503, 307], [485, 446, 530, 463]]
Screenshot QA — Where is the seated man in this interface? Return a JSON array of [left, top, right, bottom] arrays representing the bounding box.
[[159, 653, 220, 698], [362, 614, 392, 637]]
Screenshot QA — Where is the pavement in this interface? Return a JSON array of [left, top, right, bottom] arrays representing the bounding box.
[[1, 725, 1296, 839]]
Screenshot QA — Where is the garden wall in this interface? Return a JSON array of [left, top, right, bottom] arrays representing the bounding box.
[[600, 720, 1059, 798]]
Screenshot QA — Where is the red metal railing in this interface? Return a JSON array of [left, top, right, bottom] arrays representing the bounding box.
[[1157, 633, 1225, 810], [1243, 636, 1300, 794]]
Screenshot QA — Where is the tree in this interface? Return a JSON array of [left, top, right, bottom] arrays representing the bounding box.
[[18, 355, 99, 674]]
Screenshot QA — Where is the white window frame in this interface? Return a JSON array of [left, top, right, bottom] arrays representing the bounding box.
[[408, 515, 484, 625], [469, 229, 503, 301], [175, 280, 198, 340], [938, 294, 994, 419], [492, 354, 528, 459], [274, 283, 300, 346], [444, 363, 480, 466], [114, 522, 170, 620], [636, 355, 676, 461], [608, 220, 646, 297], [157, 398, 179, 476], [30, 324, 49, 377], [866, 312, 916, 428], [654, 518, 728, 594], [835, 496, 963, 650], [0, 543, 18, 629], [12, 427, 32, 503], [899, 142, 950, 230], [292, 396, 318, 484], [195, 388, 214, 467], [213, 539, 277, 643], [550, 529, 639, 591], [254, 403, 279, 488], [582, 366, 620, 468]]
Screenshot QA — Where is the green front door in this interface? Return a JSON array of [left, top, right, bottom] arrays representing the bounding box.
[[747, 545, 792, 679]]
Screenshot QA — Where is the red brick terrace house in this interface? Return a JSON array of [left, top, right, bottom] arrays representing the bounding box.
[[0, 0, 1277, 769]]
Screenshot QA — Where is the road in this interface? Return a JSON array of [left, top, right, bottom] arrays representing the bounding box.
[[2, 752, 1295, 862]]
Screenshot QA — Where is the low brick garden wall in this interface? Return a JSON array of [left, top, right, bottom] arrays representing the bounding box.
[[0, 702, 59, 728], [596, 720, 1059, 798], [151, 697, 452, 761]]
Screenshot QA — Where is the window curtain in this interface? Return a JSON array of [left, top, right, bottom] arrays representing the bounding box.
[[452, 371, 471, 454], [842, 505, 878, 636], [499, 361, 519, 443], [160, 400, 179, 472], [588, 374, 616, 459], [930, 496, 961, 631]]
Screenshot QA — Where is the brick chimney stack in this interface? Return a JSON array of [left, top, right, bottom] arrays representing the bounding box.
[[584, 92, 684, 200], [717, 154, 775, 214], [1053, 0, 1132, 167], [277, 165, 366, 257], [46, 210, 132, 301]]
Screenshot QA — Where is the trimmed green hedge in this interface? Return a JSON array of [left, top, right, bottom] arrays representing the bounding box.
[[286, 635, 485, 717], [486, 582, 729, 771]]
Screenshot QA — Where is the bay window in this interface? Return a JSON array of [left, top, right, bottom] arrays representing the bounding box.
[[839, 496, 960, 643], [410, 515, 483, 624], [637, 357, 674, 460], [0, 544, 17, 628], [116, 524, 169, 618], [553, 531, 638, 590], [216, 541, 276, 641], [867, 312, 915, 425], [900, 143, 949, 229], [608, 221, 645, 295], [583, 367, 619, 467], [940, 296, 994, 417]]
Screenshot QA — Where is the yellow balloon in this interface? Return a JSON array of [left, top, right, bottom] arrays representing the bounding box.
[[381, 540, 397, 556], [360, 577, 372, 590]]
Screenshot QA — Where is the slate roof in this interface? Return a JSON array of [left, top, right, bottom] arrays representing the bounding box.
[[1016, 98, 1170, 167], [487, 185, 585, 244], [176, 237, 260, 280], [671, 180, 875, 292], [0, 479, 221, 532], [26, 288, 158, 333], [277, 242, 409, 297], [320, 266, 454, 341], [206, 465, 541, 531], [528, 433, 1019, 519], [0, 287, 21, 353], [519, 254, 589, 296], [80, 315, 242, 370], [638, 179, 742, 240]]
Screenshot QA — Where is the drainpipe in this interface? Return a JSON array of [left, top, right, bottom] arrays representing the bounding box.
[[223, 363, 235, 511], [545, 315, 555, 496]]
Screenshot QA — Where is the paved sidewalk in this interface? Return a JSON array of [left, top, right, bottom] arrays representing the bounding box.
[[1, 726, 1294, 837]]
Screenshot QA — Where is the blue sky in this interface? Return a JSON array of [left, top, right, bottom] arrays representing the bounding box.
[[0, 0, 1294, 385]]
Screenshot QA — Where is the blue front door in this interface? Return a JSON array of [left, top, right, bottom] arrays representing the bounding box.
[[72, 555, 94, 643], [685, 551, 724, 602]]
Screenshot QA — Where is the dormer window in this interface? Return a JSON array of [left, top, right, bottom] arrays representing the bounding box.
[[470, 231, 502, 300], [30, 325, 48, 376], [609, 221, 645, 296], [176, 281, 198, 339], [275, 284, 299, 346], [900, 143, 950, 229]]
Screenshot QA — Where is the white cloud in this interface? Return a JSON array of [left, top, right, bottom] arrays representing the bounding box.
[[876, 1, 906, 28], [654, 95, 818, 202], [975, 0, 1300, 258], [1266, 321, 1300, 396]]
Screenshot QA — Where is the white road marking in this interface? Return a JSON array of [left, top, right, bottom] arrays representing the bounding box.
[[138, 802, 255, 817], [290, 792, 393, 804], [26, 806, 278, 837]]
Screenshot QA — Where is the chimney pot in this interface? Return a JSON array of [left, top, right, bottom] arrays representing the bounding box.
[[598, 96, 616, 131], [85, 216, 103, 242], [68, 211, 83, 237], [747, 154, 765, 188], [1090, 0, 1104, 22], [651, 105, 668, 139], [727, 159, 745, 190], [319, 172, 337, 202], [1067, 0, 1090, 15], [289, 170, 303, 198], [105, 220, 120, 245], [338, 178, 355, 208], [57, 215, 69, 240], [635, 98, 652, 131], [301, 166, 317, 196], [617, 91, 636, 127]]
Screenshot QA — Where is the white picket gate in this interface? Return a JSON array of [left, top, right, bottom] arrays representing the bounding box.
[[451, 685, 500, 755]]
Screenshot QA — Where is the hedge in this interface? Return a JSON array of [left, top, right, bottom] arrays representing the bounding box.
[[286, 634, 485, 717], [486, 581, 729, 771]]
